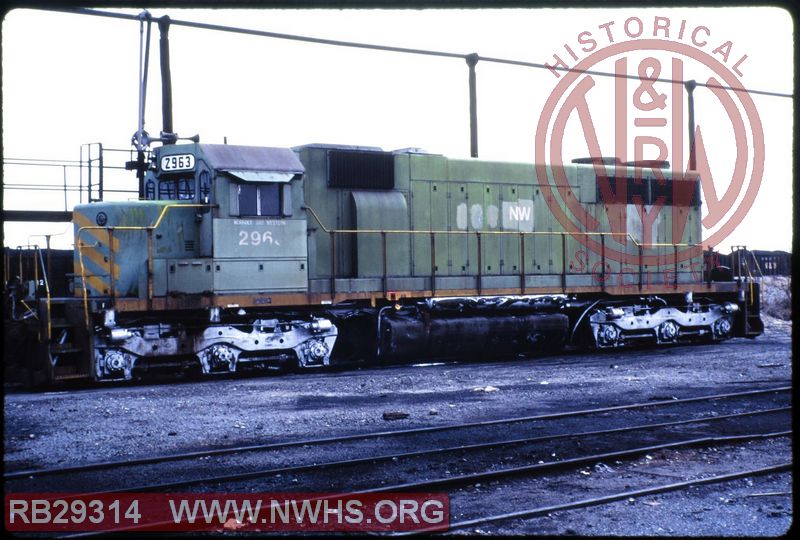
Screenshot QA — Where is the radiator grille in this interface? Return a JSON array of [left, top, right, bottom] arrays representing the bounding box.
[[328, 150, 395, 190]]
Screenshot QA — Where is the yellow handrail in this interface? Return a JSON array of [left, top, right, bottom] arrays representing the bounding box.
[[20, 300, 38, 319], [75, 204, 215, 243], [35, 247, 52, 340], [302, 205, 699, 250], [75, 203, 215, 327], [74, 200, 701, 326], [77, 240, 100, 327]]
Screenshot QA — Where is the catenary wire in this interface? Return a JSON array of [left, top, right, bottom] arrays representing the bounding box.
[[48, 7, 793, 100]]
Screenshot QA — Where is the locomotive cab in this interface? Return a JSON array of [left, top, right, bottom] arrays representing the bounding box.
[[71, 143, 340, 381], [74, 143, 309, 299], [149, 143, 308, 297]]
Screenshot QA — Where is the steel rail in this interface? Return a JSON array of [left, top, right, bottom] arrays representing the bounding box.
[[353, 430, 792, 495], [4, 385, 790, 481], [55, 430, 792, 538], [36, 406, 791, 497], [410, 461, 794, 535]]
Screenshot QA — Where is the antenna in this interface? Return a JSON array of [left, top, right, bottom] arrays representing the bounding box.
[[127, 11, 200, 197], [131, 10, 152, 199]]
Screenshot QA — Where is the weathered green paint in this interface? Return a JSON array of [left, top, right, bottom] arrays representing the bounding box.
[[351, 191, 410, 277], [73, 200, 199, 298], [73, 142, 702, 301]]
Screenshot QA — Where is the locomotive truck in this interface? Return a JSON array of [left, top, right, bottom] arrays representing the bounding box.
[[6, 141, 763, 384]]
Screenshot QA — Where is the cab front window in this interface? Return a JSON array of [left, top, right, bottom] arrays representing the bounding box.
[[157, 177, 196, 200]]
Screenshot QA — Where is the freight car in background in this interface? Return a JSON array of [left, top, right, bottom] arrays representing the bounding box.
[[3, 142, 764, 385], [714, 250, 792, 277]]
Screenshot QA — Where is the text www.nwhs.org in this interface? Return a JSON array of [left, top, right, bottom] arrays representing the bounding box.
[[5, 493, 449, 532]]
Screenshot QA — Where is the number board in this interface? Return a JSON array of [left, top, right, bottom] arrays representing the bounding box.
[[160, 154, 196, 172]]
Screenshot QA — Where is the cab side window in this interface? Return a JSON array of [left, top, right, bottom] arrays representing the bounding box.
[[198, 171, 211, 202], [259, 184, 280, 216], [237, 183, 282, 217], [238, 184, 259, 215]]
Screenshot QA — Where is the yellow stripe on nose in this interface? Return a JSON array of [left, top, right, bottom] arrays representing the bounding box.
[[85, 275, 110, 296], [74, 274, 111, 296], [78, 246, 121, 279], [73, 212, 122, 252]]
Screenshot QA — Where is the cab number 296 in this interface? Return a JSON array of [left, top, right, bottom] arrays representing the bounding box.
[[238, 230, 275, 246]]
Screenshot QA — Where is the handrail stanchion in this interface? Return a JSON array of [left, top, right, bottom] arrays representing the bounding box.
[[519, 232, 525, 295], [108, 228, 116, 301], [299, 205, 700, 298], [561, 233, 567, 293], [36, 247, 52, 341], [78, 241, 90, 327], [600, 234, 606, 292], [430, 231, 436, 296], [639, 244, 644, 291], [146, 229, 154, 310], [476, 231, 482, 295], [46, 235, 52, 289], [330, 231, 336, 300], [381, 231, 388, 298], [673, 244, 678, 289], [33, 247, 39, 284]]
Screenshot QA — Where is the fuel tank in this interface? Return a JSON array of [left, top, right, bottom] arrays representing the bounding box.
[[379, 311, 569, 363]]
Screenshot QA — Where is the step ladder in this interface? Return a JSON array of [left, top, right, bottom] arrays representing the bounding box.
[[730, 246, 764, 338], [36, 298, 93, 384]]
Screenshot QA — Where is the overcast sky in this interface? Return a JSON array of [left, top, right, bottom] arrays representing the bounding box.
[[2, 6, 794, 253]]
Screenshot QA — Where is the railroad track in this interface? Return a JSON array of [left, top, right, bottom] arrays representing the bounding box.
[[8, 385, 790, 536], [6, 386, 791, 494], [47, 428, 795, 536], [410, 460, 793, 535]]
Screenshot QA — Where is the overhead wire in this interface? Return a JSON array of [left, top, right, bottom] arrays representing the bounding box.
[[50, 7, 793, 100], [9, 7, 791, 214]]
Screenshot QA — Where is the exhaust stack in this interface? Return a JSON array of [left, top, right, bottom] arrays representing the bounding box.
[[159, 16, 175, 144]]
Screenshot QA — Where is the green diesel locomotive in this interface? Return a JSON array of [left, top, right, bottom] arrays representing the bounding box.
[[8, 140, 756, 383]]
